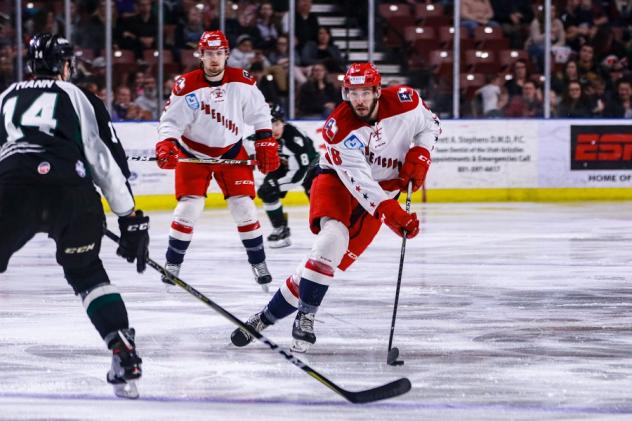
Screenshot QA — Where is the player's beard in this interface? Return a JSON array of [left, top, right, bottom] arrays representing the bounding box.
[[351, 97, 379, 122], [203, 61, 225, 80]]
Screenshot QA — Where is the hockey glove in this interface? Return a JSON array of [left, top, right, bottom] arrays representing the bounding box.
[[255, 136, 280, 174], [399, 146, 431, 192], [155, 138, 180, 169], [376, 199, 419, 239], [117, 210, 150, 273]]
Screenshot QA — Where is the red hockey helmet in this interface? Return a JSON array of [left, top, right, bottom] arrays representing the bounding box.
[[342, 62, 381, 100], [198, 30, 229, 52], [342, 62, 381, 89]]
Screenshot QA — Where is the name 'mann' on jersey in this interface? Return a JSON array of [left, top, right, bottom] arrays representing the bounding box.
[[320, 85, 442, 215], [0, 79, 134, 216]]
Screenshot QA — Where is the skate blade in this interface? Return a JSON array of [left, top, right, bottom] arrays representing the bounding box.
[[112, 380, 139, 399], [268, 239, 291, 249], [290, 339, 312, 353]]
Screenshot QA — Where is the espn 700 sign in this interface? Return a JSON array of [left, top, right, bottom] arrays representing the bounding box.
[[571, 125, 632, 170]]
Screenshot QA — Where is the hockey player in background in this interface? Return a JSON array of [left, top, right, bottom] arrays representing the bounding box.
[[248, 103, 319, 248], [0, 33, 149, 398], [232, 63, 440, 352], [156, 30, 280, 290]]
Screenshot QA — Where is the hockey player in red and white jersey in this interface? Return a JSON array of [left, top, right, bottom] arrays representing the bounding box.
[[155, 30, 280, 290], [231, 62, 441, 352]]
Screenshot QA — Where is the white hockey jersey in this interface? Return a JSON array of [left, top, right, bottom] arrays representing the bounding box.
[[320, 85, 441, 215], [158, 67, 272, 157]]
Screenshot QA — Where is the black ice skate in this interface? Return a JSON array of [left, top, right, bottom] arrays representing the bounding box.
[[161, 263, 181, 287], [106, 328, 142, 399], [251, 261, 272, 292], [291, 311, 316, 353], [230, 311, 271, 347], [267, 225, 291, 249]]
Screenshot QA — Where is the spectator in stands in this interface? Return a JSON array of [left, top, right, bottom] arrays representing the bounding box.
[[118, 0, 157, 57], [577, 44, 605, 83], [228, 34, 271, 70], [505, 59, 529, 98], [267, 35, 292, 65], [558, 80, 593, 117], [588, 75, 611, 112], [560, 0, 597, 52], [300, 26, 343, 73], [552, 59, 580, 94], [289, 0, 319, 50], [460, 0, 499, 37], [257, 2, 280, 51], [226, 4, 263, 49], [298, 63, 339, 118], [490, 0, 533, 49], [134, 76, 159, 120], [525, 4, 566, 73], [266, 36, 307, 96], [74, 1, 120, 56], [603, 78, 632, 118], [476, 73, 506, 117], [503, 80, 543, 117], [249, 61, 282, 105], [175, 6, 205, 50], [112, 85, 134, 121]]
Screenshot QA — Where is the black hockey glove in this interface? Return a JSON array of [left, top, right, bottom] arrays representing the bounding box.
[[117, 210, 150, 273]]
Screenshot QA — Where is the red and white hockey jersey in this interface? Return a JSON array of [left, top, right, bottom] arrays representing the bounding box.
[[321, 85, 441, 215], [158, 67, 271, 157]]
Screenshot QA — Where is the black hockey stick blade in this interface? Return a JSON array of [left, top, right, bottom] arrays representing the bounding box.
[[341, 377, 411, 404], [104, 229, 412, 404], [387, 347, 404, 366]]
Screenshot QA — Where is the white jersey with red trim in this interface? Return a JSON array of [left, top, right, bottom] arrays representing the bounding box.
[[320, 85, 441, 216], [158, 67, 271, 157]]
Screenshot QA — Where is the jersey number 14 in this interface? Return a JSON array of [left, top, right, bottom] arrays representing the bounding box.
[[2, 93, 59, 141]]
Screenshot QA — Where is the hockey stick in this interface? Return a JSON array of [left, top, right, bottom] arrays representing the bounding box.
[[127, 155, 256, 166], [386, 181, 413, 366], [104, 229, 411, 404]]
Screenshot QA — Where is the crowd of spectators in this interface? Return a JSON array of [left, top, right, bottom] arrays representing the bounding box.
[[389, 0, 631, 118], [0, 0, 345, 120], [0, 0, 630, 120]]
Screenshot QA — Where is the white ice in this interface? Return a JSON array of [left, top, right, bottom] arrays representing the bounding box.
[[2, 202, 632, 420]]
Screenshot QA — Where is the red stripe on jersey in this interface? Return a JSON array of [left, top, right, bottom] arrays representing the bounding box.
[[181, 135, 235, 157], [285, 276, 299, 298], [237, 221, 261, 232], [305, 259, 335, 277], [171, 221, 193, 234]]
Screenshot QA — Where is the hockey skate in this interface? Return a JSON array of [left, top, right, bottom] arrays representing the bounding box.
[[106, 328, 142, 399], [291, 311, 316, 353], [161, 263, 181, 290], [230, 311, 271, 347], [251, 261, 272, 292], [267, 225, 291, 249]]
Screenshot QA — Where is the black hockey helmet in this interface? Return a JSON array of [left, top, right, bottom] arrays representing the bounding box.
[[27, 33, 74, 78], [269, 102, 285, 122]]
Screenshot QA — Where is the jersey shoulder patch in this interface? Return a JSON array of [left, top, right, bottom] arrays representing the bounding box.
[[172, 69, 207, 96], [223, 66, 257, 86], [377, 85, 420, 119], [322, 103, 365, 145]]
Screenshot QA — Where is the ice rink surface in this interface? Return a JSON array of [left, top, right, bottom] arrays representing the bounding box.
[[2, 202, 632, 420]]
